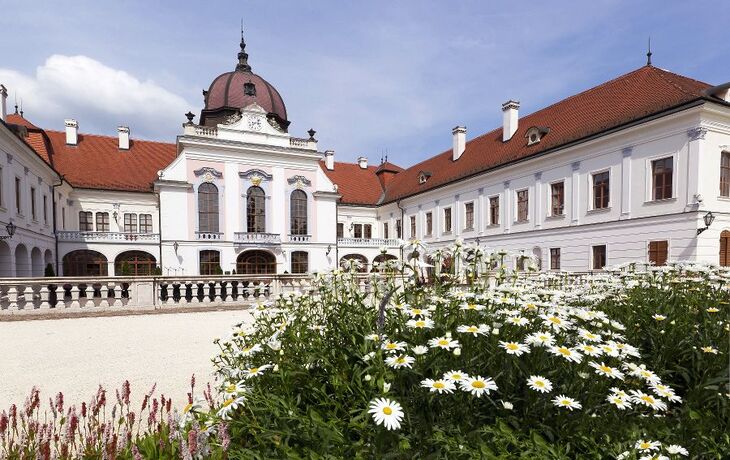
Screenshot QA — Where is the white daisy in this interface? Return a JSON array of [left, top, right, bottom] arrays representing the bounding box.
[[549, 345, 583, 363], [385, 354, 415, 369], [428, 336, 460, 350], [606, 393, 632, 409], [526, 331, 555, 347], [526, 375, 553, 393], [551, 395, 582, 411], [456, 324, 489, 337], [460, 376, 498, 398], [634, 439, 661, 452], [242, 364, 272, 379], [222, 380, 249, 396], [589, 361, 625, 380], [443, 370, 468, 383], [500, 341, 530, 356], [665, 445, 688, 456], [368, 398, 404, 431], [506, 316, 530, 327], [237, 343, 262, 356], [412, 345, 429, 355], [460, 302, 486, 311], [217, 395, 246, 420], [420, 378, 456, 394], [407, 307, 429, 318], [381, 340, 407, 353], [541, 314, 573, 331], [577, 343, 603, 357], [406, 318, 435, 329], [650, 383, 682, 403], [578, 329, 602, 342], [630, 390, 668, 411]]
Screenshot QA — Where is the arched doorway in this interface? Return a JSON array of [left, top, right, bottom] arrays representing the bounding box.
[[237, 250, 276, 274], [62, 250, 108, 276], [372, 254, 397, 272], [44, 249, 54, 275], [340, 254, 368, 272], [31, 247, 43, 277], [115, 251, 157, 276], [15, 244, 30, 277], [0, 241, 11, 277], [720, 230, 730, 267]]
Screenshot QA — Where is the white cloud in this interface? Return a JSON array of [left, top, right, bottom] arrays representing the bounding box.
[[0, 55, 191, 140]]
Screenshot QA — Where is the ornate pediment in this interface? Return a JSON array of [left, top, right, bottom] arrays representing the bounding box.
[[240, 169, 273, 187], [193, 167, 223, 182], [287, 175, 312, 189]]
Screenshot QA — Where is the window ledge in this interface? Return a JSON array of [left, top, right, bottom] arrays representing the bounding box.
[[463, 227, 475, 232], [514, 219, 530, 224], [717, 196, 730, 202], [587, 207, 611, 215], [643, 197, 676, 205], [486, 223, 500, 228], [545, 213, 566, 221], [442, 231, 452, 235]]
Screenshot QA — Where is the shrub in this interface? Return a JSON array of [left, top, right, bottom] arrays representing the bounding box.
[[198, 243, 729, 458], [44, 263, 55, 277]]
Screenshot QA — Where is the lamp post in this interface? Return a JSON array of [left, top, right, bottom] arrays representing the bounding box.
[[697, 211, 715, 235], [1, 221, 16, 240]]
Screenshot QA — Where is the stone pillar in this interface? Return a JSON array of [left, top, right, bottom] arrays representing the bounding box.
[[534, 172, 543, 229], [503, 181, 511, 233], [620, 147, 632, 219], [571, 162, 581, 225]]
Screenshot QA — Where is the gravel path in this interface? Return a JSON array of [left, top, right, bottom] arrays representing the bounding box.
[[0, 309, 252, 411]]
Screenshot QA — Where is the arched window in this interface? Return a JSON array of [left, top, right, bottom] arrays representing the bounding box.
[[115, 251, 157, 276], [200, 250, 221, 275], [62, 250, 108, 276], [291, 251, 308, 274], [290, 190, 308, 235], [720, 231, 730, 267], [340, 254, 368, 273], [247, 186, 266, 233], [237, 250, 276, 274], [198, 183, 219, 233]]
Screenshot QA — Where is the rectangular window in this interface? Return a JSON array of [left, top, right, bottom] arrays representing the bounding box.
[[410, 216, 416, 238], [199, 250, 221, 275], [291, 251, 309, 274], [30, 187, 36, 220], [592, 171, 610, 209], [123, 213, 138, 233], [96, 212, 110, 232], [592, 245, 607, 270], [464, 202, 474, 230], [139, 214, 153, 233], [489, 196, 499, 225], [382, 222, 388, 239], [550, 248, 561, 270], [444, 208, 452, 232], [43, 195, 48, 223], [396, 219, 402, 239], [721, 152, 730, 197], [652, 157, 673, 200], [15, 177, 21, 214], [551, 182, 564, 216], [426, 212, 433, 236], [353, 223, 363, 239], [517, 190, 529, 222], [62, 207, 66, 230], [337, 222, 344, 238], [648, 240, 668, 266], [79, 211, 93, 231], [364, 224, 372, 239]]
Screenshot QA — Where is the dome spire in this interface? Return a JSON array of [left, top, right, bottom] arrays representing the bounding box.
[[236, 19, 252, 72]]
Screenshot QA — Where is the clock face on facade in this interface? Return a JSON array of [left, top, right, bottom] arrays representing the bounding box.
[[247, 115, 262, 131]]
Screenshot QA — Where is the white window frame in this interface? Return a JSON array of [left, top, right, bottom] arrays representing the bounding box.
[[588, 168, 612, 211], [515, 188, 529, 222], [644, 153, 677, 203]]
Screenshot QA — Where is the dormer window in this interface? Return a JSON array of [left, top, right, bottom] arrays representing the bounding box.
[[525, 126, 549, 146], [418, 171, 432, 184], [244, 80, 256, 96]]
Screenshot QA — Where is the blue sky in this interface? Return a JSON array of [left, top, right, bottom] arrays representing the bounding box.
[[0, 1, 727, 166]]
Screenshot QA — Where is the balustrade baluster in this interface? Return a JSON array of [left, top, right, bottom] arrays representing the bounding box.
[[111, 284, 123, 307], [39, 286, 50, 309], [22, 286, 34, 310], [70, 285, 81, 309], [7, 286, 18, 311], [99, 284, 110, 308]]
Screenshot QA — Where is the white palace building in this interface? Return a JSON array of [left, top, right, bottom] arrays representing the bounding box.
[[1, 35, 730, 277]]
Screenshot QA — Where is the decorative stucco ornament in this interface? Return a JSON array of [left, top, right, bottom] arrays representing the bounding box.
[[251, 174, 263, 187]]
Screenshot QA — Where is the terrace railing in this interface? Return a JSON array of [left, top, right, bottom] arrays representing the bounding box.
[[56, 231, 160, 243], [338, 237, 402, 247]]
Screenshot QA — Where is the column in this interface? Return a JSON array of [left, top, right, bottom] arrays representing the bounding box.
[[620, 147, 632, 219], [534, 172, 543, 229], [571, 162, 581, 225], [503, 181, 511, 233], [686, 127, 707, 209]]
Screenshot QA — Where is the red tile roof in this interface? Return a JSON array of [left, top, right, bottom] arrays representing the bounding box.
[[319, 161, 387, 206], [5, 114, 177, 192], [380, 66, 712, 203]]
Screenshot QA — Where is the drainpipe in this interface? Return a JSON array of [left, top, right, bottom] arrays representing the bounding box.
[[52, 175, 65, 275], [396, 199, 405, 261]]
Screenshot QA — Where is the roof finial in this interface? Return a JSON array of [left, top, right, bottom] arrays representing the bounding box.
[[236, 19, 252, 72], [646, 37, 652, 66], [19, 97, 23, 118], [14, 92, 18, 114]]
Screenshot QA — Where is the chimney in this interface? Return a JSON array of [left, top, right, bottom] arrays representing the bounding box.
[[452, 126, 466, 161], [357, 156, 368, 169], [502, 100, 519, 141], [0, 84, 7, 122], [118, 126, 130, 150], [65, 119, 78, 145], [324, 150, 335, 170]]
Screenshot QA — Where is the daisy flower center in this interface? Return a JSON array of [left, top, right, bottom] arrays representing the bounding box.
[[438, 339, 449, 346], [386, 343, 397, 349], [641, 395, 656, 404], [535, 381, 545, 388], [249, 368, 259, 374], [415, 321, 425, 327], [383, 407, 393, 415], [472, 381, 486, 389], [599, 365, 612, 373], [558, 347, 571, 356], [548, 317, 561, 324], [507, 343, 519, 350], [467, 327, 478, 332], [451, 374, 462, 380], [559, 399, 571, 406], [434, 382, 444, 389], [222, 398, 234, 407]]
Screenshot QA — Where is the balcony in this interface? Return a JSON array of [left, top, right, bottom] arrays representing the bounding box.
[[56, 231, 160, 243], [338, 237, 402, 248], [288, 234, 311, 243], [196, 232, 223, 241], [234, 232, 281, 245]]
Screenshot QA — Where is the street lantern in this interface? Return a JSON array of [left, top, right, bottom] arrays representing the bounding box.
[[1, 221, 15, 240], [697, 211, 715, 235]]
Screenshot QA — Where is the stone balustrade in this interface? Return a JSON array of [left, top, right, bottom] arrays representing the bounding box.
[[196, 231, 224, 240], [288, 234, 311, 243], [56, 231, 160, 243], [337, 237, 403, 247], [0, 274, 373, 317], [234, 232, 281, 245]]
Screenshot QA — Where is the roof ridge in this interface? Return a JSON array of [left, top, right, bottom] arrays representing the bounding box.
[[43, 128, 176, 146], [651, 66, 711, 97]]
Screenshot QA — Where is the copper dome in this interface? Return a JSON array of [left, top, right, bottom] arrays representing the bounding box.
[[199, 33, 289, 129]]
